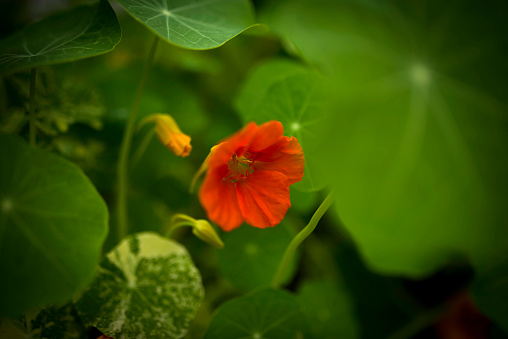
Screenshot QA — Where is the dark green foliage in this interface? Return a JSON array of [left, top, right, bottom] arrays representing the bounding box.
[[0, 0, 121, 75], [0, 134, 108, 317]]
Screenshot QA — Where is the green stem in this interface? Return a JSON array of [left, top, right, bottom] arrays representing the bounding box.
[[29, 68, 36, 146], [165, 214, 197, 237], [116, 36, 159, 241], [271, 192, 334, 288], [165, 221, 195, 238], [171, 213, 196, 223], [131, 128, 155, 168]]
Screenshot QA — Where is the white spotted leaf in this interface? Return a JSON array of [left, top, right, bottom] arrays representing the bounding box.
[[75, 232, 204, 339]]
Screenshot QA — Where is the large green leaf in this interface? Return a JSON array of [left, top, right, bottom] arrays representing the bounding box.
[[0, 0, 121, 75], [235, 59, 329, 192], [263, 0, 508, 277], [115, 0, 256, 50], [0, 134, 108, 317], [75, 232, 204, 339], [216, 221, 298, 291], [297, 280, 358, 339], [204, 288, 311, 339]]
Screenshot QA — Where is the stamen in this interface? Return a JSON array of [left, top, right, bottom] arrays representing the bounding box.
[[226, 153, 254, 183]]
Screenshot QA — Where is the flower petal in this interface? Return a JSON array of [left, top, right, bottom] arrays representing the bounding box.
[[199, 167, 243, 231], [248, 120, 284, 152], [253, 136, 305, 185], [236, 170, 291, 228]]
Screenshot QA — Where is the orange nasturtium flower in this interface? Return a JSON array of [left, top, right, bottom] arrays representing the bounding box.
[[140, 113, 192, 157], [198, 121, 304, 231]]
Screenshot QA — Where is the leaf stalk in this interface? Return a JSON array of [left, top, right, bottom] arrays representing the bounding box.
[[116, 35, 159, 241], [271, 192, 334, 288], [29, 68, 37, 146]]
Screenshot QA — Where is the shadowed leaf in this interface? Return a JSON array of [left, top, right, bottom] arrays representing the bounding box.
[[0, 0, 121, 75]]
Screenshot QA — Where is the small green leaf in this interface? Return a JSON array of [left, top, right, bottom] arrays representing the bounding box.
[[297, 280, 358, 339], [216, 222, 298, 291], [205, 288, 311, 339], [0, 0, 121, 75], [235, 59, 329, 192], [75, 232, 204, 339], [0, 134, 108, 317], [115, 0, 256, 50]]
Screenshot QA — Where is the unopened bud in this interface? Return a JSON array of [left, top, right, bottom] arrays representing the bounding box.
[[192, 219, 224, 249], [140, 114, 191, 157]]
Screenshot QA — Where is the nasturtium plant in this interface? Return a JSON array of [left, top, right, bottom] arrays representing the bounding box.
[[235, 59, 329, 192], [115, 0, 256, 49], [2, 0, 508, 337], [0, 0, 121, 75], [205, 288, 311, 339], [217, 221, 299, 291], [75, 232, 204, 339], [0, 134, 108, 317]]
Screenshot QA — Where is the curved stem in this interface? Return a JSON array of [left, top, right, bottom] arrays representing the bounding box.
[[131, 128, 155, 168], [171, 213, 196, 224], [116, 36, 159, 241], [271, 192, 334, 288], [165, 221, 195, 238], [29, 68, 37, 146]]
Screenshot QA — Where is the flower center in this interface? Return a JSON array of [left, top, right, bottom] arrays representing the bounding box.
[[226, 153, 254, 183]]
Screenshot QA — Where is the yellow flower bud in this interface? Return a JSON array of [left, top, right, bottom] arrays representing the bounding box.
[[192, 219, 224, 249], [140, 114, 192, 157]]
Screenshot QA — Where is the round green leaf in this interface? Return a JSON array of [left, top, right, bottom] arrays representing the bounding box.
[[75, 232, 204, 339], [235, 59, 329, 192], [115, 0, 256, 50], [0, 134, 108, 317], [217, 222, 298, 291], [263, 0, 508, 277], [297, 280, 358, 339], [205, 288, 311, 339], [0, 0, 121, 75]]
